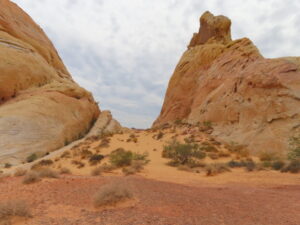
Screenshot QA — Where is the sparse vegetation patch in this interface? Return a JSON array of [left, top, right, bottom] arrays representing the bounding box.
[[93, 182, 133, 207]]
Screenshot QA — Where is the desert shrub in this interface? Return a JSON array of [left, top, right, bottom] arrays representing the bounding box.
[[218, 151, 230, 157], [26, 153, 38, 163], [22, 172, 41, 184], [262, 160, 272, 168], [244, 161, 256, 172], [259, 152, 279, 162], [184, 136, 195, 144], [71, 160, 85, 169], [288, 136, 300, 160], [200, 142, 218, 152], [97, 163, 116, 173], [227, 160, 243, 168], [203, 121, 213, 129], [89, 154, 104, 166], [14, 168, 27, 177], [80, 149, 93, 159], [85, 135, 101, 142], [59, 168, 71, 174], [156, 131, 164, 140], [132, 152, 149, 162], [227, 160, 256, 171], [131, 160, 146, 171], [122, 167, 136, 176], [99, 137, 110, 148], [226, 142, 249, 158], [37, 160, 53, 167], [122, 160, 147, 176], [60, 151, 71, 159], [163, 141, 206, 166], [281, 160, 300, 173], [109, 148, 149, 168], [110, 148, 133, 167], [205, 163, 230, 176], [38, 168, 59, 179], [91, 167, 102, 176], [4, 163, 12, 169], [93, 182, 133, 207], [0, 200, 31, 221], [271, 160, 285, 170], [127, 134, 138, 143], [174, 119, 183, 126], [208, 153, 219, 160], [177, 165, 193, 172]]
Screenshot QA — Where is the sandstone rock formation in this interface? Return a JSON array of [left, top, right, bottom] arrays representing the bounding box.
[[0, 0, 103, 164], [154, 11, 300, 154], [87, 110, 123, 137]]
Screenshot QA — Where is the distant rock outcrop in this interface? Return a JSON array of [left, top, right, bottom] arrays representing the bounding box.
[[0, 0, 118, 164], [154, 11, 300, 154]]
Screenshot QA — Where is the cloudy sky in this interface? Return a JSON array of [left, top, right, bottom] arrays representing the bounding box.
[[13, 0, 300, 128]]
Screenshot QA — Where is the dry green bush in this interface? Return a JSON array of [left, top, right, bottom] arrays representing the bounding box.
[[98, 163, 116, 173], [71, 160, 85, 169], [22, 172, 40, 184], [99, 137, 110, 148], [122, 167, 136, 176], [281, 160, 300, 173], [38, 168, 59, 179], [80, 149, 93, 159], [93, 182, 133, 207], [4, 163, 11, 169], [89, 154, 104, 166], [109, 148, 149, 168], [26, 153, 38, 163], [91, 167, 102, 176], [259, 152, 279, 162], [205, 163, 231, 176], [163, 141, 206, 166], [0, 200, 31, 222], [14, 168, 27, 177], [156, 131, 164, 140], [59, 168, 71, 175]]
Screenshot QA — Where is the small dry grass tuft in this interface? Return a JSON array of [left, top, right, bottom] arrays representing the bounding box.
[[14, 168, 27, 177], [0, 200, 31, 222], [59, 168, 71, 175], [93, 182, 133, 207], [205, 163, 231, 176], [22, 172, 40, 184], [91, 167, 102, 176], [38, 168, 59, 179]]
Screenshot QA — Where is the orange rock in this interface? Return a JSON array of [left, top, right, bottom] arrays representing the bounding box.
[[0, 0, 101, 164], [154, 11, 300, 154]]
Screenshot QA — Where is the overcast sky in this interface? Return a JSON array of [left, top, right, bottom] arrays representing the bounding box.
[[13, 0, 300, 128]]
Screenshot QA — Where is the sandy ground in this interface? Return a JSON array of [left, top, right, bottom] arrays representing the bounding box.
[[1, 127, 300, 224], [0, 175, 299, 225]]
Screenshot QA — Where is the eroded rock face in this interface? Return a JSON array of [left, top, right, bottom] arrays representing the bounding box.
[[0, 0, 101, 164], [87, 111, 123, 137], [154, 11, 300, 154]]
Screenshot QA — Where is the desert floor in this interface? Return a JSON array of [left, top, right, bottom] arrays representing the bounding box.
[[1, 127, 300, 225]]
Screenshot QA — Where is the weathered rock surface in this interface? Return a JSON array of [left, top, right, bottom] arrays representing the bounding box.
[[0, 0, 102, 164], [87, 110, 123, 137], [154, 11, 300, 154]]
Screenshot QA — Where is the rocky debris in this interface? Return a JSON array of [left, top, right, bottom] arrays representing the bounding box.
[[0, 0, 100, 164], [154, 11, 300, 154]]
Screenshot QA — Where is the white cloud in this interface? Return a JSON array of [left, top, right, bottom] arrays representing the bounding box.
[[12, 0, 300, 128]]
